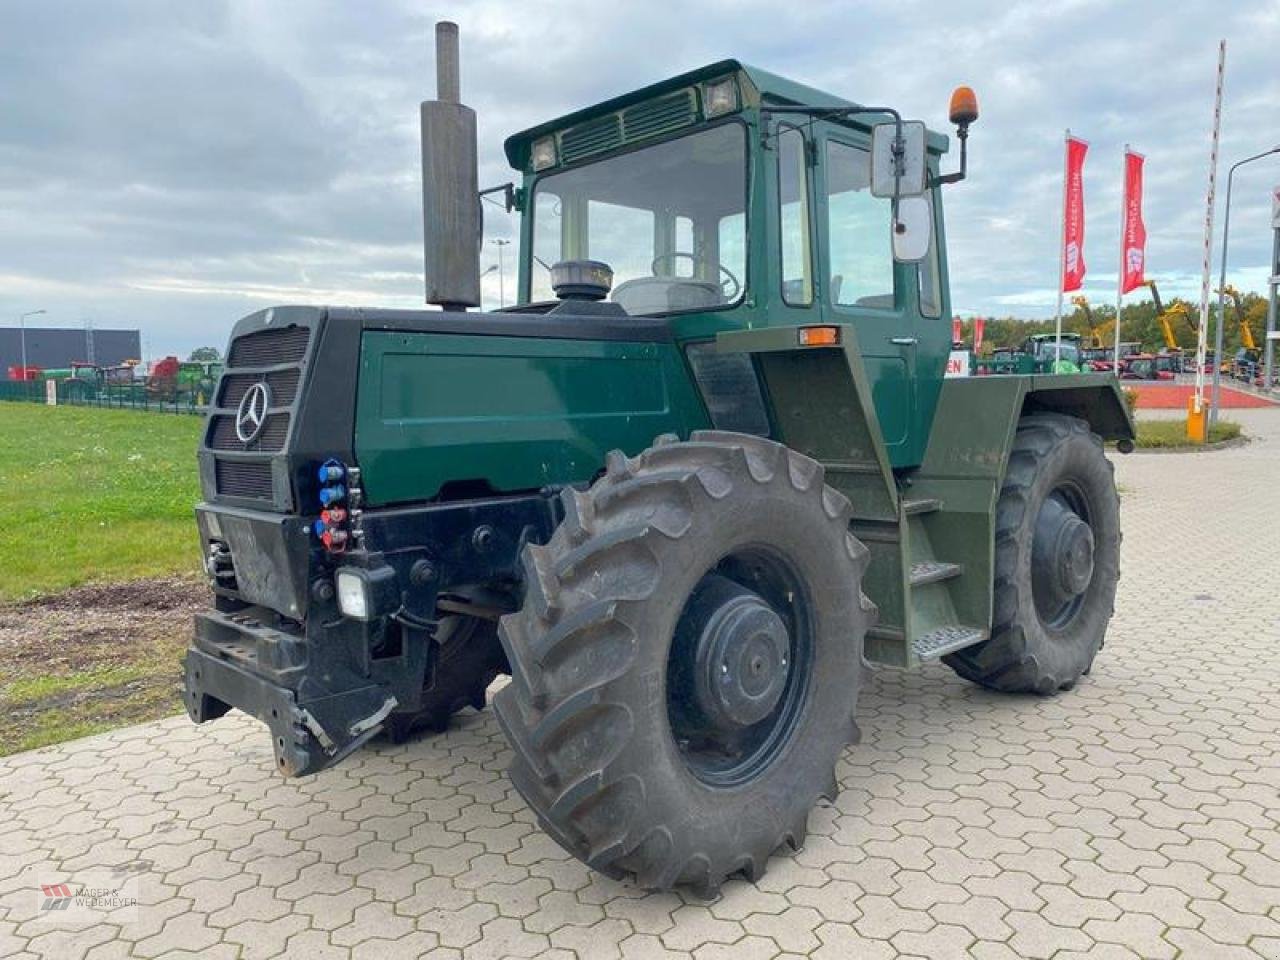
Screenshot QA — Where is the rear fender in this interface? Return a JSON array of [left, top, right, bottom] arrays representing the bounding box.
[[1019, 374, 1135, 443]]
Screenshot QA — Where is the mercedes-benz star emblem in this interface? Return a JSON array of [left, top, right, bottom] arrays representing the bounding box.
[[235, 382, 272, 444]]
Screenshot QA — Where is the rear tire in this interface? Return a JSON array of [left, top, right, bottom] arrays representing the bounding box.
[[494, 432, 873, 896], [945, 414, 1120, 694]]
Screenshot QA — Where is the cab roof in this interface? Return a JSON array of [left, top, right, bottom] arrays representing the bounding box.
[[503, 58, 949, 171]]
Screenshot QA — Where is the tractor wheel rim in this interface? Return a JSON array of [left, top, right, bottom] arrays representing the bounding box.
[[693, 591, 791, 730], [667, 550, 813, 787], [1031, 484, 1095, 629]]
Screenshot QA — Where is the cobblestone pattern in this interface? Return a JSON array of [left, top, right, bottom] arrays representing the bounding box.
[[1, 409, 1277, 958]]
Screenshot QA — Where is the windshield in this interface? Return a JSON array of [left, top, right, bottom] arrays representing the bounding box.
[[1032, 339, 1080, 363], [529, 123, 747, 315]]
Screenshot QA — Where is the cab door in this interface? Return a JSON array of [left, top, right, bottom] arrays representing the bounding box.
[[815, 131, 919, 465]]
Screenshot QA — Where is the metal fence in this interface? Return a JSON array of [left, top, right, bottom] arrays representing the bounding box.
[[0, 379, 209, 415]]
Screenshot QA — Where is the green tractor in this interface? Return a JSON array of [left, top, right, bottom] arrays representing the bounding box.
[[975, 333, 1085, 375], [1023, 332, 1085, 374], [184, 24, 1134, 897], [177, 361, 223, 404]]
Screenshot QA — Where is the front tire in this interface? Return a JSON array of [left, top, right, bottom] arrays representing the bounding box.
[[945, 414, 1120, 693], [494, 432, 873, 896]]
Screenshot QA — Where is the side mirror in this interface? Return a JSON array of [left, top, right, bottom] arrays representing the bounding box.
[[871, 120, 927, 198], [891, 195, 932, 262]]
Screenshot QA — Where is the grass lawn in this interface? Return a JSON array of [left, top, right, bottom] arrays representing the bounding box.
[[0, 404, 207, 754], [0, 578, 206, 755], [1134, 418, 1243, 449], [0, 403, 203, 601]]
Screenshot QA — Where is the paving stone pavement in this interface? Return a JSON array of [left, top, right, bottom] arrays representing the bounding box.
[[2, 409, 1278, 959]]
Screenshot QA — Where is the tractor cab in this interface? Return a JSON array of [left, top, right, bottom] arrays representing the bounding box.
[[501, 62, 958, 468], [1022, 333, 1083, 373]]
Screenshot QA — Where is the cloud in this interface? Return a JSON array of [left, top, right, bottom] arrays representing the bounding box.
[[1, 0, 1278, 358]]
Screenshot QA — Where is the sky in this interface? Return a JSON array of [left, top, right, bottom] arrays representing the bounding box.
[[2, 0, 1279, 359]]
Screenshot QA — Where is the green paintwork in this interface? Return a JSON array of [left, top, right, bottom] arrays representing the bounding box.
[[715, 325, 897, 520], [715, 322, 1132, 666], [354, 331, 709, 506], [887, 373, 1133, 664], [714, 326, 914, 663], [353, 58, 1136, 666]]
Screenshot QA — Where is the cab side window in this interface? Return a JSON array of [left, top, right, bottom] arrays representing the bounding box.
[[825, 140, 894, 309], [777, 126, 812, 306], [918, 191, 942, 318], [719, 213, 746, 290]]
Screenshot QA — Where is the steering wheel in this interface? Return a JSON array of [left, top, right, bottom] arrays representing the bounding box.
[[650, 252, 741, 301]]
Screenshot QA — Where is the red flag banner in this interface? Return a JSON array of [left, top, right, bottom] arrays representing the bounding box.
[[1121, 151, 1147, 293], [952, 317, 962, 343], [973, 316, 986, 354], [1062, 136, 1088, 292]]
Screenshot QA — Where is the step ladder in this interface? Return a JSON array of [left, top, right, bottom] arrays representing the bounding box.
[[861, 496, 987, 664]]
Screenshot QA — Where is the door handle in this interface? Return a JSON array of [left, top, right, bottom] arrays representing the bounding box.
[[890, 337, 918, 346]]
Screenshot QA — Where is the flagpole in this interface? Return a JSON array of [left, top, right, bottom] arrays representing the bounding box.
[[1115, 145, 1129, 376], [1055, 129, 1069, 366]]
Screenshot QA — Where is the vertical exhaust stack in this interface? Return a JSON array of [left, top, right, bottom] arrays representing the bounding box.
[[421, 21, 481, 310]]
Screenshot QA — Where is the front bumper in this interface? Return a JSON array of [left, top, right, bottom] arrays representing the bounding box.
[[185, 489, 562, 776], [184, 607, 397, 776]]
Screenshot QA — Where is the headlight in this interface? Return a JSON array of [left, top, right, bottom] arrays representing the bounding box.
[[702, 78, 739, 118], [334, 565, 398, 621], [531, 136, 557, 171], [335, 569, 371, 620]]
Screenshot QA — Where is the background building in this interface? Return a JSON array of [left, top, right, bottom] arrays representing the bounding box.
[[1, 327, 141, 374]]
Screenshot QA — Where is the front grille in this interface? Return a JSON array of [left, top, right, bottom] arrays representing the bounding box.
[[215, 460, 274, 499], [208, 413, 290, 452], [208, 320, 312, 508], [227, 326, 310, 366], [218, 369, 301, 407]]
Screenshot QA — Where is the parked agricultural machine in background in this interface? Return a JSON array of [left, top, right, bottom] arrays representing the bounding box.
[[183, 24, 1133, 896], [4, 355, 222, 407], [1142, 280, 1192, 374], [145, 357, 223, 402], [972, 331, 1087, 374], [1218, 284, 1262, 382], [59, 360, 142, 400], [1073, 295, 1117, 371], [1071, 289, 1185, 376]]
